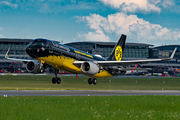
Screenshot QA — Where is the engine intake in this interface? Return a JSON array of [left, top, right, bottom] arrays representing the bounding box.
[[81, 61, 99, 75], [26, 61, 44, 74]]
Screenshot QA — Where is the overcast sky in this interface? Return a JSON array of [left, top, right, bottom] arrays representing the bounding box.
[[0, 0, 180, 46]]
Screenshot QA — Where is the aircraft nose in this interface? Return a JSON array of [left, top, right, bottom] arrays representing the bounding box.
[[25, 44, 37, 58], [25, 45, 32, 54]]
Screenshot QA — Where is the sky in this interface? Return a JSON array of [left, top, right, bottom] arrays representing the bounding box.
[[0, 0, 180, 46]]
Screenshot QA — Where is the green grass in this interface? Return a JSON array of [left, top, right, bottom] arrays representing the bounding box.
[[0, 96, 180, 120], [1, 76, 180, 120], [0, 75, 180, 90]]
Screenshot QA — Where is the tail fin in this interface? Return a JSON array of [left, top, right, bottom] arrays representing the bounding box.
[[134, 64, 138, 69], [107, 34, 126, 61]]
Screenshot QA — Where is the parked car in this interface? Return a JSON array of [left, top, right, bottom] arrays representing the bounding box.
[[15, 70, 22, 73], [4, 70, 8, 73]]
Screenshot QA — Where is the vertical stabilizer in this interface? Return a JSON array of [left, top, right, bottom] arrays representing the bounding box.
[[107, 34, 126, 61]]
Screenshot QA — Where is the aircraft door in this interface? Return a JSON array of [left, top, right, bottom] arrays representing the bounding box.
[[75, 53, 80, 60], [48, 41, 53, 53]]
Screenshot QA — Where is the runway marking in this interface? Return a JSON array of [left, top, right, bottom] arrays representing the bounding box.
[[1, 90, 180, 96]]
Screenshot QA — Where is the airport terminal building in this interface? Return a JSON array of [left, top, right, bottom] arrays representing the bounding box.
[[0, 38, 180, 74]]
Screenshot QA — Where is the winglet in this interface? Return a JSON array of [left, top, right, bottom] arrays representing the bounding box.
[[170, 47, 177, 59], [5, 47, 10, 59]]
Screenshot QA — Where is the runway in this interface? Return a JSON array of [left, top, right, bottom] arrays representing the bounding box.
[[1, 90, 180, 96]]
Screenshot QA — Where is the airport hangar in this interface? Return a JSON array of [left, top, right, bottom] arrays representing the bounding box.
[[0, 38, 180, 74]]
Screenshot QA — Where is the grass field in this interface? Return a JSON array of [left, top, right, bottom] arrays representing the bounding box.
[[0, 96, 180, 120], [0, 75, 180, 90], [1, 75, 180, 120]]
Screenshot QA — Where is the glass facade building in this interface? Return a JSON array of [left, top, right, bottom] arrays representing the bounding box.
[[123, 43, 150, 58], [0, 39, 32, 59], [150, 45, 180, 59]]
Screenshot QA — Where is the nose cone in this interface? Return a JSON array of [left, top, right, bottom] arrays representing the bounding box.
[[25, 45, 31, 55], [25, 44, 38, 58]]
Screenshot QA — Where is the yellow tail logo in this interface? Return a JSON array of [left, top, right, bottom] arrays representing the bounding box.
[[115, 45, 122, 61]]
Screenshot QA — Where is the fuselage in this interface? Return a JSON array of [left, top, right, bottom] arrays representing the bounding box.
[[25, 39, 116, 77]]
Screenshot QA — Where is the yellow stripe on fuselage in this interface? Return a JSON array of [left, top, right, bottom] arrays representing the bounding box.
[[35, 55, 112, 78], [74, 50, 93, 58]]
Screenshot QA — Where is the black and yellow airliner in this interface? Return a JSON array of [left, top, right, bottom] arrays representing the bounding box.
[[5, 34, 177, 85]]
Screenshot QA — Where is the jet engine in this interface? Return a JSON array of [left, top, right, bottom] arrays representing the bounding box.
[[26, 61, 46, 74], [81, 61, 99, 75]]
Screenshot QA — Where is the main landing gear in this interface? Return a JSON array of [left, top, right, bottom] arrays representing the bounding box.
[[88, 77, 97, 85], [52, 69, 61, 84]]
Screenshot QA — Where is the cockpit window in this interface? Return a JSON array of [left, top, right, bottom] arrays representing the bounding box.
[[29, 41, 33, 45], [32, 39, 48, 47]]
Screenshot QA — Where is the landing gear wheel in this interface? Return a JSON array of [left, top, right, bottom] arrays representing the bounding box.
[[57, 78, 61, 84], [93, 78, 97, 85], [88, 78, 92, 85], [52, 68, 61, 84], [52, 78, 56, 84]]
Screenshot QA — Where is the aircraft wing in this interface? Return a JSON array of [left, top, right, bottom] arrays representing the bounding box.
[[74, 47, 177, 66], [5, 48, 35, 63]]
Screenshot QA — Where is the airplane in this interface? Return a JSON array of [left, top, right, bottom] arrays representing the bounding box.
[[5, 34, 177, 85], [124, 64, 138, 75], [125, 64, 150, 75]]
